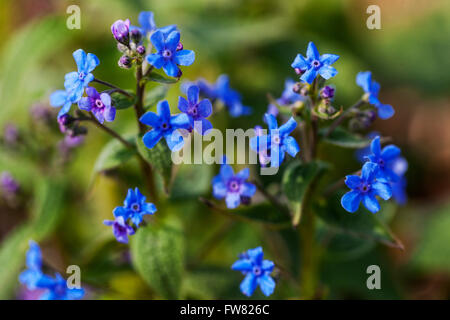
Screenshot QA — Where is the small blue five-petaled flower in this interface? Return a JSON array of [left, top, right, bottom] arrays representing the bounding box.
[[356, 71, 394, 119], [19, 240, 84, 300], [50, 49, 99, 117], [178, 84, 213, 135], [291, 41, 339, 84], [341, 162, 392, 214], [250, 114, 300, 167], [212, 159, 256, 209], [146, 30, 195, 77], [140, 100, 191, 151], [78, 87, 116, 124], [113, 187, 157, 227], [231, 247, 276, 297]]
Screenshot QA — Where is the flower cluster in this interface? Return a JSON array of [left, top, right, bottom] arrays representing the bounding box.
[[104, 188, 157, 243], [186, 75, 252, 117], [19, 241, 84, 300], [231, 247, 276, 297], [50, 49, 99, 118], [342, 136, 406, 213]]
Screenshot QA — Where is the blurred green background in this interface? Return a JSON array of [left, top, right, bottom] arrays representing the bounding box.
[[0, 0, 449, 299]]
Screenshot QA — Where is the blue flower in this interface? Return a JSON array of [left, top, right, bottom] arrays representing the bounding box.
[[35, 273, 84, 300], [78, 87, 116, 124], [267, 78, 304, 116], [178, 85, 213, 135], [140, 100, 191, 151], [19, 240, 43, 290], [356, 71, 394, 119], [132, 11, 177, 39], [103, 216, 136, 244], [250, 114, 300, 167], [19, 241, 84, 300], [212, 160, 256, 209], [50, 90, 77, 118], [341, 162, 392, 213], [184, 75, 252, 117], [64, 49, 100, 102], [215, 75, 252, 117], [231, 247, 276, 297], [291, 41, 339, 84], [146, 30, 195, 77], [366, 136, 402, 182], [113, 187, 157, 227]]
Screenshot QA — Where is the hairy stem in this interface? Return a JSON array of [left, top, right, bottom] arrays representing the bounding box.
[[83, 114, 134, 149], [324, 99, 365, 138], [93, 78, 133, 98]]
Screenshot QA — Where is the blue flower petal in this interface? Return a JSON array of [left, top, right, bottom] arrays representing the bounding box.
[[320, 53, 339, 65], [279, 117, 297, 136], [240, 273, 257, 297], [241, 182, 256, 198], [220, 164, 234, 182], [356, 71, 372, 93], [361, 162, 378, 182], [300, 67, 317, 84], [247, 247, 264, 264], [235, 168, 250, 180], [165, 31, 180, 52], [372, 181, 392, 200], [231, 259, 253, 271], [341, 190, 362, 213], [187, 85, 199, 105], [50, 90, 68, 107], [164, 131, 184, 151], [146, 54, 165, 69], [264, 113, 278, 131], [142, 130, 162, 149], [72, 49, 86, 72], [85, 53, 99, 73], [177, 96, 189, 113], [225, 192, 241, 209], [363, 192, 380, 213], [283, 136, 300, 157], [318, 65, 338, 80], [306, 41, 320, 60], [212, 180, 227, 199], [291, 54, 308, 69], [258, 274, 276, 297], [162, 60, 180, 77], [150, 30, 165, 52], [197, 99, 212, 118], [175, 50, 195, 66], [377, 103, 395, 119], [344, 175, 362, 189], [140, 111, 161, 127]]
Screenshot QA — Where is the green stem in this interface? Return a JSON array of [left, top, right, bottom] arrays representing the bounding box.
[[324, 99, 365, 138], [83, 114, 134, 150], [93, 78, 133, 98]]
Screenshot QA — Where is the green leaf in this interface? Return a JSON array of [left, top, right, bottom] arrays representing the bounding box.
[[110, 91, 136, 110], [316, 192, 403, 249], [136, 134, 173, 191], [170, 164, 213, 200], [320, 127, 371, 149], [143, 71, 178, 84], [144, 85, 168, 111], [130, 217, 184, 299], [412, 204, 450, 272], [0, 178, 66, 299], [233, 203, 291, 227], [282, 160, 329, 226], [94, 137, 136, 173]]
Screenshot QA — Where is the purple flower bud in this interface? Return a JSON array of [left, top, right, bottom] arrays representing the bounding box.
[[295, 68, 305, 75], [57, 114, 73, 133], [118, 55, 132, 69], [136, 45, 146, 55], [176, 42, 183, 51], [321, 86, 335, 99], [130, 29, 142, 44], [3, 124, 18, 145], [111, 19, 130, 46], [0, 172, 20, 196]]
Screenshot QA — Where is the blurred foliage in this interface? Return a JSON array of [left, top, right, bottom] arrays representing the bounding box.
[[0, 0, 449, 300]]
